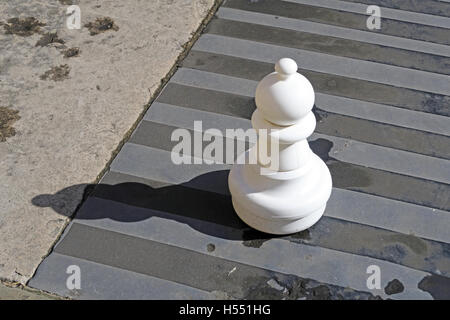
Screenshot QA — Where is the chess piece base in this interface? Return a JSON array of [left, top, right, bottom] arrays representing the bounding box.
[[229, 151, 332, 235], [232, 198, 326, 235]]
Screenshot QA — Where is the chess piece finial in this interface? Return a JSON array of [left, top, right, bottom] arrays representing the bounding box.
[[255, 58, 314, 126], [228, 58, 332, 235]]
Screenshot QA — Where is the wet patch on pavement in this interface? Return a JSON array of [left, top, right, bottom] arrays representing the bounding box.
[[309, 138, 333, 161], [85, 17, 119, 36], [286, 216, 450, 277], [385, 234, 428, 256], [0, 107, 20, 142]]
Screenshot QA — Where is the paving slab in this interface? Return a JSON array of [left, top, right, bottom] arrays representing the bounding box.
[[22, 0, 450, 299], [0, 0, 216, 284]]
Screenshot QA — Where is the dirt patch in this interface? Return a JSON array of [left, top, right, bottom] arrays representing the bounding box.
[[35, 32, 65, 47], [0, 107, 20, 142], [384, 279, 404, 295], [242, 229, 272, 248], [418, 274, 450, 300], [40, 65, 70, 81], [63, 47, 81, 58], [244, 272, 381, 300], [85, 17, 119, 36], [3, 17, 45, 36], [290, 229, 311, 241]]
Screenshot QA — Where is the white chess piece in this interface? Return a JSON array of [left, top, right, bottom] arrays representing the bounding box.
[[228, 58, 332, 235]]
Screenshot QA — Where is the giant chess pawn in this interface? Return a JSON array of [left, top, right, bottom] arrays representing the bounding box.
[[228, 58, 332, 235]]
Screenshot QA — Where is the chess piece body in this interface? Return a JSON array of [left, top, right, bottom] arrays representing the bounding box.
[[228, 58, 332, 235]]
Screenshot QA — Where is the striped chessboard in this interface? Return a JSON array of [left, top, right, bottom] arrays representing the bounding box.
[[30, 0, 450, 300]]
